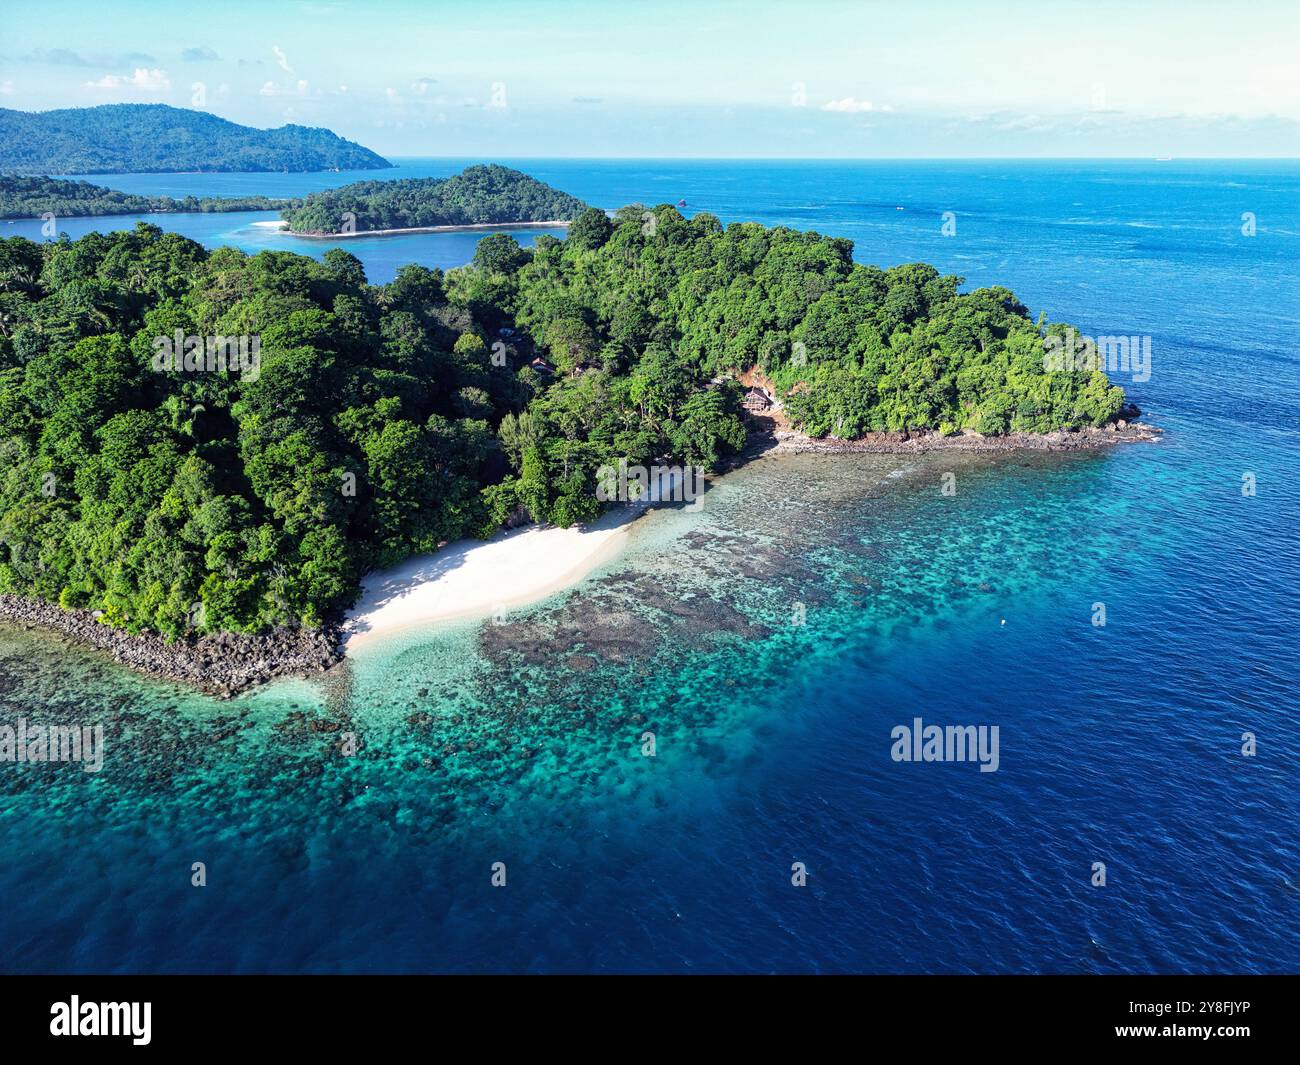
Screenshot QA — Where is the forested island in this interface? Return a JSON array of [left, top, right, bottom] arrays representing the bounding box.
[[0, 175, 294, 220], [0, 104, 393, 175], [280, 165, 588, 234], [1, 166, 585, 230], [0, 204, 1131, 673]]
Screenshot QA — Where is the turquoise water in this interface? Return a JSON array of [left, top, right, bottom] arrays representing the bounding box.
[[1, 160, 1297, 972]]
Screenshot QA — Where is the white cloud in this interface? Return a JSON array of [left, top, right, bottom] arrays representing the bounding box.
[[259, 79, 310, 97], [272, 45, 294, 74], [85, 68, 171, 92], [0, 81, 13, 95], [822, 97, 874, 113]]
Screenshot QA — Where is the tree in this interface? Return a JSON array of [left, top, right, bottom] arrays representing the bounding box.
[[566, 207, 613, 251], [473, 232, 530, 275], [322, 248, 367, 288]]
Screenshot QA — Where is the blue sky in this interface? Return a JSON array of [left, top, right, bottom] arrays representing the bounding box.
[[2, 0, 1297, 157]]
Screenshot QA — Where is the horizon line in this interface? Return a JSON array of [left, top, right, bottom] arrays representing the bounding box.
[[374, 155, 1300, 162]]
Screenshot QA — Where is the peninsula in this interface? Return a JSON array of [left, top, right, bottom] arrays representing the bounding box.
[[0, 175, 295, 219], [0, 184, 1144, 690]]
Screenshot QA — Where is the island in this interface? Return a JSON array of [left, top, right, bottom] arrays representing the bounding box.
[[0, 104, 393, 175], [0, 166, 587, 227], [279, 165, 588, 235], [0, 166, 590, 232], [0, 194, 1145, 692], [0, 175, 295, 219]]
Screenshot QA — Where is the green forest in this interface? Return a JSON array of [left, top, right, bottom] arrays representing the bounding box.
[[0, 104, 393, 175], [0, 175, 294, 220], [0, 204, 1125, 637], [2, 165, 585, 225], [281, 165, 589, 234]]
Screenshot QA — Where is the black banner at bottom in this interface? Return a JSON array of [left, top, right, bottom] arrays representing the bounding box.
[[0, 974, 1286, 1051]]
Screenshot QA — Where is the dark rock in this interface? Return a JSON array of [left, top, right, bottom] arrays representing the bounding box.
[[0, 594, 344, 697]]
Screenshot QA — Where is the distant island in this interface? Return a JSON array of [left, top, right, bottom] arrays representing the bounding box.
[[0, 104, 393, 175], [0, 165, 589, 234], [0, 188, 1143, 690], [0, 175, 295, 219], [280, 165, 588, 235]]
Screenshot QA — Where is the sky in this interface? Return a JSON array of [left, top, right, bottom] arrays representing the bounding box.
[[1, 0, 1297, 157]]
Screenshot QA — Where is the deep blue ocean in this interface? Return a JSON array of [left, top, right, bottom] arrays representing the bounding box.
[[1, 160, 1297, 973]]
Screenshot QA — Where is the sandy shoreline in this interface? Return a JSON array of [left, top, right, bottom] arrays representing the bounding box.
[[343, 507, 637, 652], [270, 219, 572, 239]]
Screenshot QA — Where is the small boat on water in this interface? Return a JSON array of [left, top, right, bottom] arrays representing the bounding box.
[[677, 199, 687, 207]]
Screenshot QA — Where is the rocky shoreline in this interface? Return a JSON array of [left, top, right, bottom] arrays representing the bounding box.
[[0, 595, 343, 698], [747, 408, 1161, 457], [770, 421, 1161, 455]]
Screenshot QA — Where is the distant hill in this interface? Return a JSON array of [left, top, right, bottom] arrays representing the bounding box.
[[0, 104, 393, 175], [0, 175, 295, 219], [281, 165, 588, 234]]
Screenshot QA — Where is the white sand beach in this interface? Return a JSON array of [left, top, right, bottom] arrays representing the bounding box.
[[288, 220, 571, 239], [342, 508, 637, 651], [248, 220, 288, 229]]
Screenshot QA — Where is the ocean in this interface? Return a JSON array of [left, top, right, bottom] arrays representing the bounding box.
[[1, 159, 1297, 973]]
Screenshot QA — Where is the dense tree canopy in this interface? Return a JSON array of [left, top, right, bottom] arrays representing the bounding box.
[[280, 165, 589, 234], [0, 175, 294, 220], [0, 202, 1124, 637], [0, 104, 393, 175]]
